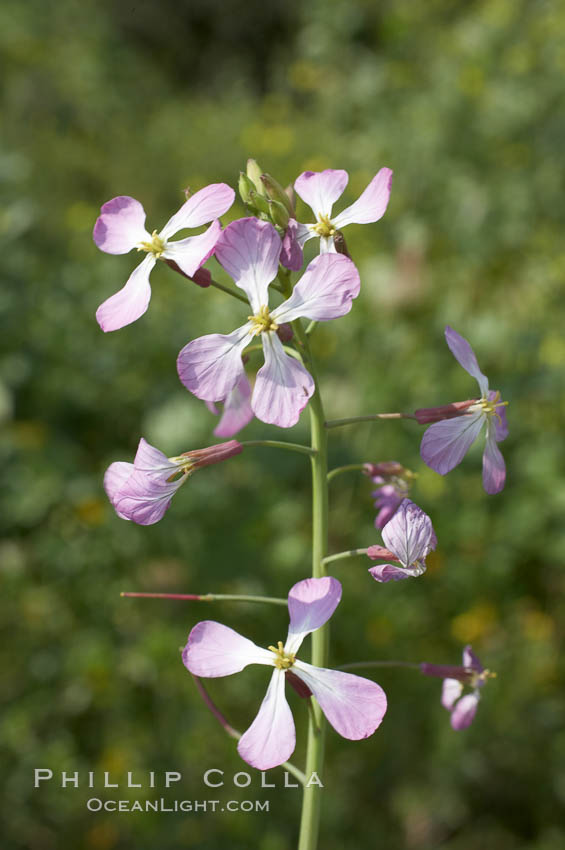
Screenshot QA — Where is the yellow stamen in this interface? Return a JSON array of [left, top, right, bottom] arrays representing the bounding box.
[[137, 230, 166, 258], [470, 668, 497, 687], [248, 305, 279, 336], [312, 214, 336, 238], [473, 391, 509, 425], [268, 640, 296, 670]]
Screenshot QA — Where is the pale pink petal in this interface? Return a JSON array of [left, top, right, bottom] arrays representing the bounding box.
[[273, 254, 360, 324], [420, 410, 485, 475], [93, 196, 149, 254], [293, 662, 387, 740], [462, 645, 484, 673], [104, 461, 134, 520], [252, 333, 315, 428], [237, 669, 296, 770], [215, 218, 281, 312], [280, 219, 305, 271], [368, 564, 413, 583], [482, 423, 506, 494], [212, 374, 254, 438], [96, 254, 155, 332], [450, 693, 479, 730], [285, 577, 342, 654], [441, 678, 463, 711], [133, 437, 177, 480], [163, 220, 222, 278], [113, 469, 184, 525], [160, 183, 235, 238], [332, 168, 393, 228], [381, 499, 435, 568], [177, 325, 253, 402], [182, 621, 273, 677], [294, 169, 349, 219], [445, 326, 489, 398]]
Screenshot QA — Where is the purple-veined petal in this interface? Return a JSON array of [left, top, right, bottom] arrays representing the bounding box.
[[104, 461, 134, 520], [215, 218, 281, 312], [450, 692, 479, 730], [96, 254, 155, 332], [132, 437, 178, 480], [332, 168, 393, 229], [441, 678, 463, 711], [420, 410, 485, 475], [237, 669, 296, 770], [489, 390, 509, 441], [113, 469, 185, 525], [182, 621, 273, 677], [462, 645, 484, 674], [177, 325, 253, 402], [280, 219, 305, 271], [284, 577, 342, 655], [292, 661, 387, 740], [163, 220, 222, 278], [160, 183, 235, 238], [445, 326, 489, 398], [93, 196, 149, 255], [294, 169, 349, 219], [211, 373, 254, 437], [381, 499, 435, 567], [273, 254, 360, 324], [368, 564, 413, 583], [252, 333, 315, 428], [482, 423, 506, 494]]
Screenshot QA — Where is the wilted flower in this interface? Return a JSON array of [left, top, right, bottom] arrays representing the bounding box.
[[104, 438, 242, 525], [93, 184, 235, 331], [183, 577, 387, 770], [177, 217, 360, 428], [417, 327, 508, 494], [367, 499, 436, 583], [421, 645, 495, 730], [364, 462, 415, 529]]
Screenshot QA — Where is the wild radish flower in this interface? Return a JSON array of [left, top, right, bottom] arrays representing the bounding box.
[[364, 462, 414, 529], [418, 326, 508, 494], [206, 373, 254, 438], [421, 645, 495, 730], [104, 438, 242, 525], [289, 167, 392, 261], [177, 217, 360, 428], [367, 499, 436, 583], [183, 577, 387, 770], [93, 184, 235, 332]]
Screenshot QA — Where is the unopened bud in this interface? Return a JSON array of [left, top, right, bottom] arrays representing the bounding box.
[[268, 199, 290, 230], [285, 184, 296, 215], [261, 173, 294, 215], [276, 323, 293, 343], [363, 462, 406, 479], [285, 670, 312, 699], [246, 159, 267, 195], [249, 190, 271, 216], [238, 172, 256, 206], [333, 230, 350, 258]]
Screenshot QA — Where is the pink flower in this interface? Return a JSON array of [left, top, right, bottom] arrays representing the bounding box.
[[421, 645, 494, 730], [177, 217, 360, 428], [367, 499, 436, 583], [182, 577, 387, 770], [419, 327, 509, 494], [205, 373, 254, 438], [93, 184, 235, 331], [288, 168, 393, 262], [104, 438, 242, 525]]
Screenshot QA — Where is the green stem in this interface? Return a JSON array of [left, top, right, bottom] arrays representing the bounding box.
[[338, 660, 421, 671], [240, 439, 316, 457], [321, 548, 368, 566], [209, 278, 249, 304], [325, 413, 416, 429], [327, 463, 367, 483], [120, 591, 287, 606]]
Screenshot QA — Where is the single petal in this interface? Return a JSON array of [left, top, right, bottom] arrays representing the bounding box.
[[132, 437, 178, 480], [482, 423, 506, 494], [252, 333, 315, 428], [441, 678, 463, 711], [445, 326, 489, 397], [215, 218, 281, 312], [368, 564, 414, 583], [93, 196, 149, 254], [273, 254, 360, 324], [332, 168, 393, 228], [96, 254, 155, 332], [113, 469, 184, 525], [237, 669, 296, 770], [212, 373, 254, 438], [280, 219, 305, 272], [177, 325, 252, 402], [182, 621, 273, 677], [318, 235, 336, 254], [163, 220, 222, 278], [285, 577, 342, 655], [104, 461, 134, 519], [160, 183, 235, 238], [420, 410, 485, 475], [294, 169, 349, 219], [489, 390, 509, 441], [381, 499, 435, 567], [293, 662, 387, 740], [462, 645, 484, 674], [450, 693, 479, 730]]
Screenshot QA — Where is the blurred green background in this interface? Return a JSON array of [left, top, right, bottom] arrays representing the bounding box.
[[2, 0, 565, 847]]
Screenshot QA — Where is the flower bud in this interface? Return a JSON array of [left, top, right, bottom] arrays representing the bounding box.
[[246, 159, 267, 195], [249, 190, 271, 216], [276, 322, 293, 343], [333, 230, 350, 258], [238, 172, 256, 206], [261, 173, 294, 215], [268, 199, 290, 230]]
